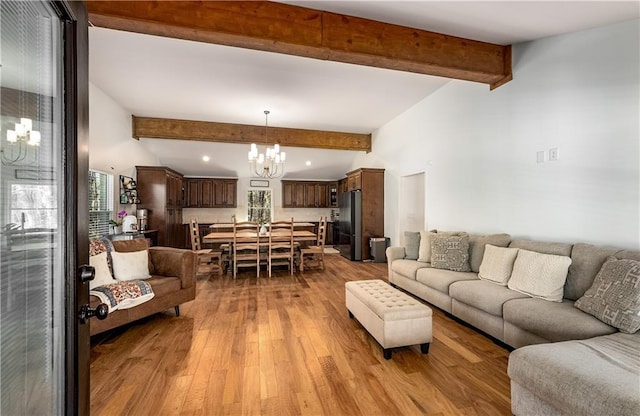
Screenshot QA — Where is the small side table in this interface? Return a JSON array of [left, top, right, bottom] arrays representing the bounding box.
[[141, 229, 158, 246]]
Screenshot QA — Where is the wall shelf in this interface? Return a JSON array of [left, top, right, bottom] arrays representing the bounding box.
[[119, 175, 141, 204]]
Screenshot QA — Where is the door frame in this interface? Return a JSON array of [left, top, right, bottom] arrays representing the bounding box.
[[56, 1, 90, 414]]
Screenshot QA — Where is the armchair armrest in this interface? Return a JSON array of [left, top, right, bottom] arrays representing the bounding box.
[[149, 247, 197, 289], [386, 246, 406, 262], [386, 246, 406, 282]]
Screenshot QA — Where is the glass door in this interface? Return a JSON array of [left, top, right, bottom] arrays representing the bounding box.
[[0, 1, 89, 414]]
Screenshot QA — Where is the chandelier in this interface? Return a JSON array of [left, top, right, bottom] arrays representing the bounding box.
[[248, 110, 286, 178], [1, 117, 41, 166]]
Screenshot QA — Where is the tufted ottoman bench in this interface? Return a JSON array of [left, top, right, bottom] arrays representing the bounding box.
[[345, 279, 432, 359]]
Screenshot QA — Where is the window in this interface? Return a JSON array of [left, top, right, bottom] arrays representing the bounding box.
[[247, 189, 272, 225], [10, 183, 58, 229], [89, 170, 114, 238]]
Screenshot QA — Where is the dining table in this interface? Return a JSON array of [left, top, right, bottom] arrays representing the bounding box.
[[202, 230, 317, 244]]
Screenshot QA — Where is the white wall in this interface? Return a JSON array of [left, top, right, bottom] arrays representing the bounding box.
[[354, 19, 639, 249], [89, 82, 159, 214]]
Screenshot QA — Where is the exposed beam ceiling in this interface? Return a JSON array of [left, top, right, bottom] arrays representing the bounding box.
[[132, 116, 372, 152], [86, 0, 512, 90]]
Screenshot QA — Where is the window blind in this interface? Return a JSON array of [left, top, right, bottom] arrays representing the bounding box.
[[89, 170, 113, 238]]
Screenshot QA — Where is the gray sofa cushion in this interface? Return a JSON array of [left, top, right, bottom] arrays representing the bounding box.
[[503, 297, 616, 342], [566, 243, 620, 301], [391, 259, 430, 280], [509, 239, 572, 257], [616, 249, 640, 261], [449, 280, 529, 317], [415, 268, 478, 294], [468, 233, 511, 272], [508, 332, 640, 416]]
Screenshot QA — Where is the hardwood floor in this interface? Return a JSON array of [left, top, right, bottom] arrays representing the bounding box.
[[90, 253, 512, 415]]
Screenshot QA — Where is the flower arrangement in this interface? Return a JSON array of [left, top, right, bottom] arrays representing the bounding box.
[[109, 210, 128, 228]]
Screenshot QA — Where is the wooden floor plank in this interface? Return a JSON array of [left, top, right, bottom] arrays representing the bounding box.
[[91, 253, 511, 415]]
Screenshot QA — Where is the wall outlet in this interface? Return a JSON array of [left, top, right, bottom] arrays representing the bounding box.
[[536, 150, 545, 163], [549, 148, 559, 161]]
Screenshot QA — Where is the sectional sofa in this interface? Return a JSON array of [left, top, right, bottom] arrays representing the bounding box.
[[386, 231, 640, 416]]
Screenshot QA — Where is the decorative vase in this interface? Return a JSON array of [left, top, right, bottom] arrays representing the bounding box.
[[260, 224, 267, 235], [112, 225, 122, 235]]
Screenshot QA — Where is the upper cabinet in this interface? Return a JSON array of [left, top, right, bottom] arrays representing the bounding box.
[[282, 180, 338, 208], [185, 178, 237, 208]]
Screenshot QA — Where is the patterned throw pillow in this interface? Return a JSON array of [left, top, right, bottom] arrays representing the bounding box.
[[430, 233, 471, 272], [575, 257, 640, 334]]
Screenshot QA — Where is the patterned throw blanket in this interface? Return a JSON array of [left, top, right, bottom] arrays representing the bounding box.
[[90, 280, 154, 314]]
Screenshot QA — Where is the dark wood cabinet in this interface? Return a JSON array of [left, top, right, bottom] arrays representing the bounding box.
[[136, 166, 185, 248], [344, 168, 385, 260], [282, 180, 337, 208], [347, 170, 362, 191], [185, 178, 237, 208], [213, 179, 237, 208], [282, 181, 307, 208]]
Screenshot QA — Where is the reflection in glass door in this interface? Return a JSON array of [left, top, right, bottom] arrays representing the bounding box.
[[0, 1, 65, 414]]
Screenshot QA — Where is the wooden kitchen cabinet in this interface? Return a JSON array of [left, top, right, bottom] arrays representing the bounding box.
[[282, 180, 336, 208], [282, 181, 306, 208], [136, 166, 185, 248], [185, 178, 237, 208], [213, 179, 237, 207], [347, 170, 362, 191]]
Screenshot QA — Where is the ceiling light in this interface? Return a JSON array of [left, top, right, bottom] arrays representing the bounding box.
[[305, 161, 311, 166], [248, 110, 286, 179], [1, 117, 41, 166], [202, 155, 210, 162]]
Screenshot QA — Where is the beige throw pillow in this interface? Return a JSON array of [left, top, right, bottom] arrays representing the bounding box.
[[89, 252, 115, 290], [575, 257, 640, 333], [111, 250, 151, 281], [431, 233, 471, 272], [478, 244, 519, 285], [508, 249, 572, 302]]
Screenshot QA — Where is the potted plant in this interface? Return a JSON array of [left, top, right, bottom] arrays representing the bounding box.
[[109, 209, 128, 234]]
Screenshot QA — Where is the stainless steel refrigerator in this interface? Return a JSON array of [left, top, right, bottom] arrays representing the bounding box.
[[338, 190, 362, 260]]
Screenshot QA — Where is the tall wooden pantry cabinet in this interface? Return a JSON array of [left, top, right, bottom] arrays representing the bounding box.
[[136, 166, 185, 248]]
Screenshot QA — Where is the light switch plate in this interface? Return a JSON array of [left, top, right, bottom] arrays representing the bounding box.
[[536, 151, 545, 163], [549, 148, 559, 161]]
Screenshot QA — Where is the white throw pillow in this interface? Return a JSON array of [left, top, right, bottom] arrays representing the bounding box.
[[417, 231, 435, 263], [111, 250, 151, 281], [478, 244, 519, 285], [508, 249, 572, 302], [89, 252, 115, 290]]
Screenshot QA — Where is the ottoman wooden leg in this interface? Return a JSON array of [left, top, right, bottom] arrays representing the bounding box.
[[420, 343, 430, 354], [383, 348, 392, 360]]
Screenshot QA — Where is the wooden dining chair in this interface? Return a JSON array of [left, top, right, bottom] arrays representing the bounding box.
[[268, 218, 295, 277], [299, 216, 327, 272], [233, 219, 261, 280], [189, 218, 222, 278]]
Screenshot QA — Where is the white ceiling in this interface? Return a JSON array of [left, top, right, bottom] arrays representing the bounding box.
[[88, 1, 639, 178]]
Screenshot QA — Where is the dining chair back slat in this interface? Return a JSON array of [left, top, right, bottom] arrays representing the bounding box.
[[233, 219, 260, 280], [300, 216, 327, 272], [268, 218, 295, 277], [189, 218, 222, 277]]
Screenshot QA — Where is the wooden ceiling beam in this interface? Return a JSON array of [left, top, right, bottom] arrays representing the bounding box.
[[87, 1, 512, 88], [132, 116, 372, 152]]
